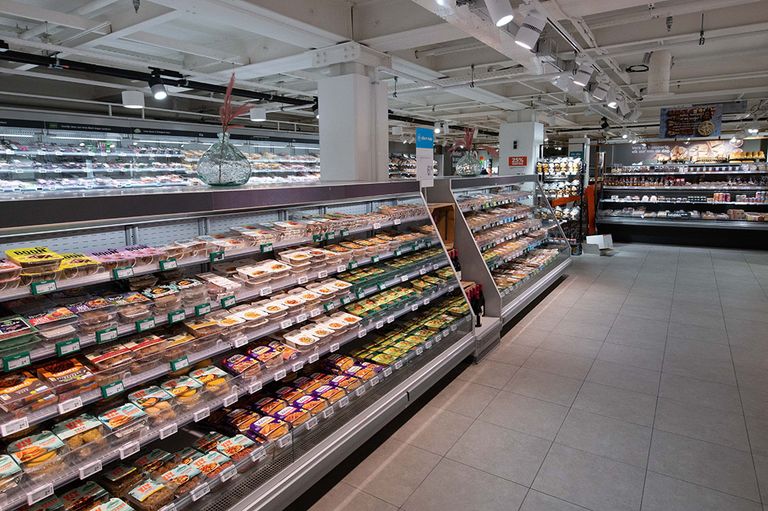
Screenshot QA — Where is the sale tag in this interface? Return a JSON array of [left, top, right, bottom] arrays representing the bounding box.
[[96, 327, 118, 344], [193, 407, 210, 422], [273, 369, 287, 381], [167, 309, 186, 324], [159, 423, 178, 439], [56, 337, 81, 357], [135, 317, 155, 333], [170, 356, 189, 372], [195, 303, 211, 316], [1, 417, 29, 437], [112, 267, 134, 280], [3, 352, 30, 372], [220, 295, 236, 309], [79, 460, 102, 479], [159, 258, 177, 271], [119, 441, 140, 459], [223, 393, 239, 407], [57, 396, 83, 415], [31, 280, 56, 295], [101, 380, 124, 398]]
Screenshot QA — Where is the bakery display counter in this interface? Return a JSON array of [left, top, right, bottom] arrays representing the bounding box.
[[0, 181, 479, 511]]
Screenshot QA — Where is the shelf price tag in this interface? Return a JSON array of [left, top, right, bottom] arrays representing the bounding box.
[[135, 317, 156, 333], [419, 268, 428, 276], [358, 329, 367, 339], [393, 360, 403, 370], [325, 232, 335, 240], [30, 280, 57, 295], [425, 340, 433, 349], [273, 369, 287, 381], [95, 327, 118, 344], [338, 396, 349, 408], [248, 380, 263, 394], [355, 387, 366, 397], [330, 343, 340, 353], [193, 407, 210, 422], [400, 275, 409, 283], [451, 324, 458, 332], [308, 353, 320, 364], [1, 417, 29, 437], [387, 315, 395, 324], [415, 347, 424, 356], [250, 446, 267, 462], [56, 337, 81, 357], [297, 276, 308, 285], [27, 484, 54, 505], [280, 319, 293, 330], [101, 380, 124, 398], [220, 465, 237, 482], [310, 308, 322, 318], [260, 243, 273, 253], [317, 270, 328, 279], [159, 258, 178, 271], [434, 333, 442, 343], [3, 352, 30, 372], [340, 229, 349, 237], [371, 255, 380, 263], [296, 313, 308, 323], [377, 283, 386, 292], [220, 295, 236, 309], [411, 304, 419, 312], [394, 219, 402, 225], [423, 298, 430, 306], [159, 423, 178, 440], [191, 482, 210, 502], [170, 356, 189, 372], [209, 251, 224, 262], [194, 303, 211, 316], [375, 321, 384, 330], [79, 460, 102, 479], [223, 393, 239, 407], [305, 417, 319, 430], [370, 376, 380, 387], [340, 296, 351, 305], [442, 329, 451, 338], [260, 287, 272, 297], [383, 367, 393, 378], [394, 249, 402, 257], [119, 440, 140, 459], [233, 335, 248, 348], [356, 290, 365, 300], [112, 267, 134, 280], [312, 234, 322, 242], [57, 397, 83, 415], [322, 407, 334, 419], [277, 435, 293, 449], [292, 361, 304, 372], [347, 261, 358, 270], [337, 264, 347, 274], [167, 309, 186, 324]]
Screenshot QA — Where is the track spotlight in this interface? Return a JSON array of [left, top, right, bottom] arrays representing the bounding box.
[[0, 40, 8, 53], [618, 99, 630, 117], [249, 106, 267, 122], [572, 62, 594, 87], [621, 132, 628, 139], [606, 88, 618, 109], [485, 0, 514, 27], [552, 75, 571, 92], [121, 90, 144, 109], [148, 72, 167, 100], [391, 126, 403, 136], [515, 11, 547, 50], [747, 126, 759, 135], [442, 122, 450, 136], [434, 121, 441, 134], [313, 100, 319, 119], [591, 83, 609, 101], [600, 116, 609, 130]]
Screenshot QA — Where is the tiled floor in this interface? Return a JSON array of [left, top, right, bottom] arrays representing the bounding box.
[[309, 243, 768, 511]]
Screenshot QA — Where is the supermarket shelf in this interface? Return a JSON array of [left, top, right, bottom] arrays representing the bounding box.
[[250, 169, 320, 174], [549, 195, 580, 206], [184, 158, 319, 164], [603, 186, 768, 191], [607, 171, 768, 176], [223, 322, 475, 511], [448, 175, 534, 191], [597, 217, 768, 230], [468, 212, 532, 234], [0, 214, 429, 303], [501, 256, 571, 323], [601, 199, 768, 205], [2, 151, 183, 158], [478, 226, 537, 252], [459, 196, 528, 213], [538, 175, 579, 181], [612, 162, 762, 167], [0, 255, 450, 435], [0, 282, 463, 511], [13, 238, 438, 366], [486, 238, 547, 270]]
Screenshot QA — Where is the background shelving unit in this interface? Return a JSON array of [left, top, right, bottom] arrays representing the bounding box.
[[536, 157, 586, 254]]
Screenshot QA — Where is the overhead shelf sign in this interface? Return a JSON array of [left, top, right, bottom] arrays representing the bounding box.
[[660, 104, 722, 138]]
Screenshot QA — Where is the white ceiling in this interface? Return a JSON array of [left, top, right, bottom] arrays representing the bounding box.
[[0, 0, 767, 142]]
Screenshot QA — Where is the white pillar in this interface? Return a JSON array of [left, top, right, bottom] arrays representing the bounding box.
[[318, 65, 389, 182], [499, 119, 544, 175]]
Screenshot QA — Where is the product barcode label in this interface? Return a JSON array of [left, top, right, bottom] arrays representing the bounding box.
[[355, 387, 366, 397], [338, 396, 350, 408], [306, 417, 318, 430], [101, 380, 124, 398], [223, 393, 238, 407], [248, 381, 263, 394], [383, 367, 393, 377], [260, 243, 273, 253], [191, 483, 210, 501], [112, 267, 134, 280], [159, 423, 178, 439], [330, 343, 340, 353], [375, 321, 384, 330], [195, 303, 211, 316], [292, 361, 304, 372], [27, 484, 54, 505], [280, 319, 293, 329], [296, 313, 308, 323], [135, 317, 155, 333], [273, 369, 287, 381], [318, 270, 328, 279], [79, 460, 102, 479], [1, 417, 29, 437], [220, 465, 237, 482], [119, 441, 140, 459], [167, 310, 186, 324], [56, 337, 81, 357], [95, 327, 118, 343], [57, 397, 83, 415], [250, 446, 267, 462], [170, 356, 189, 372], [31, 280, 56, 295], [193, 407, 210, 422], [220, 295, 236, 309], [308, 353, 320, 364], [277, 435, 293, 449], [159, 258, 177, 271], [322, 407, 334, 419], [297, 276, 308, 285], [260, 287, 272, 296]]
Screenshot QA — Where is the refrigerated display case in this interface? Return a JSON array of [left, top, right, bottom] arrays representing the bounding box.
[[427, 176, 571, 355], [0, 182, 474, 511]]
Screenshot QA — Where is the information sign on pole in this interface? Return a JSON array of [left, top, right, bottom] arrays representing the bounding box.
[[415, 128, 435, 187]]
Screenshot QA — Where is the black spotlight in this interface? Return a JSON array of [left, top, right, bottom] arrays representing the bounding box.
[[600, 116, 609, 130]]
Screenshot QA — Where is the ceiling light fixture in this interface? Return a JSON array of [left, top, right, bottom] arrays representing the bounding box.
[[515, 11, 547, 50], [606, 89, 618, 109], [0, 40, 8, 53], [621, 132, 628, 139], [249, 106, 267, 122], [572, 62, 594, 87], [392, 126, 403, 136], [121, 90, 144, 109], [552, 75, 571, 92], [442, 122, 450, 136], [485, 0, 514, 27], [591, 83, 609, 101], [148, 72, 167, 100], [434, 121, 441, 134], [747, 126, 759, 135]]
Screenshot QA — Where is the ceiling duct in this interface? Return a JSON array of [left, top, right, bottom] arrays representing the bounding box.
[[646, 50, 672, 96]]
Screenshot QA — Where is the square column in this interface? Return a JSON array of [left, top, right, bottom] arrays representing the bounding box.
[[318, 68, 389, 182], [499, 121, 544, 175]]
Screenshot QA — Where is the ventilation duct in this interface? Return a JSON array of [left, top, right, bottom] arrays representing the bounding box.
[[647, 50, 672, 96]]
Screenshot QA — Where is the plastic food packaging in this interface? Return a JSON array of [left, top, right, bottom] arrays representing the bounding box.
[[323, 354, 356, 373], [192, 432, 227, 453], [191, 451, 234, 480], [197, 273, 242, 299], [90, 498, 135, 511], [85, 343, 133, 385], [329, 374, 362, 392], [216, 434, 256, 463], [222, 354, 262, 378], [220, 409, 262, 436], [123, 335, 167, 373], [37, 357, 97, 400], [0, 260, 21, 281], [246, 345, 283, 369], [67, 298, 117, 334], [8, 430, 66, 477], [293, 394, 328, 415], [267, 341, 298, 362], [90, 249, 136, 271], [174, 278, 208, 306], [101, 464, 144, 498], [312, 384, 347, 405], [0, 455, 21, 495], [283, 330, 319, 350], [60, 481, 110, 511], [162, 332, 198, 361], [158, 463, 203, 496], [122, 245, 167, 266], [97, 402, 148, 439], [173, 447, 204, 465], [0, 371, 57, 416], [141, 285, 181, 313], [183, 316, 222, 338], [188, 365, 230, 395], [0, 315, 37, 344], [252, 396, 287, 416], [5, 247, 63, 269], [259, 299, 288, 318], [232, 307, 268, 330], [173, 239, 211, 259], [160, 375, 203, 408], [127, 386, 176, 424], [134, 449, 175, 479], [26, 306, 79, 343], [274, 386, 304, 403], [108, 293, 153, 324], [24, 494, 63, 511], [345, 362, 382, 382], [127, 479, 175, 511], [248, 415, 290, 441], [236, 265, 271, 286], [58, 253, 103, 279], [294, 374, 333, 394]]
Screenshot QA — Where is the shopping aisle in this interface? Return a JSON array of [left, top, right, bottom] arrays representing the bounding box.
[[307, 243, 768, 511]]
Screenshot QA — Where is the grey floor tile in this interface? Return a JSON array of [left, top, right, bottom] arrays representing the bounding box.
[[654, 398, 750, 451], [309, 482, 398, 511], [520, 491, 591, 511], [523, 349, 594, 380], [573, 382, 657, 427], [532, 443, 645, 511], [391, 405, 475, 456], [446, 420, 550, 486], [427, 379, 499, 419], [597, 343, 664, 371], [669, 310, 726, 330], [662, 353, 737, 385], [402, 458, 527, 511], [456, 359, 519, 389], [736, 363, 768, 391], [344, 439, 442, 507], [562, 309, 617, 326], [505, 368, 584, 406], [741, 386, 768, 421], [486, 342, 536, 366], [745, 414, 768, 458], [479, 392, 569, 441], [610, 316, 669, 336], [551, 320, 612, 341], [648, 430, 760, 502], [556, 408, 652, 468], [508, 326, 552, 347], [586, 359, 660, 396], [606, 327, 667, 350], [641, 472, 762, 511], [658, 373, 741, 413], [539, 334, 603, 359], [664, 337, 733, 363], [618, 303, 671, 322], [753, 454, 768, 503], [666, 322, 729, 345]]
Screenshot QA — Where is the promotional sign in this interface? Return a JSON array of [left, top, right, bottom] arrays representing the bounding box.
[[659, 104, 722, 138], [508, 156, 528, 167], [569, 151, 584, 159], [415, 127, 435, 187], [610, 139, 760, 165]]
